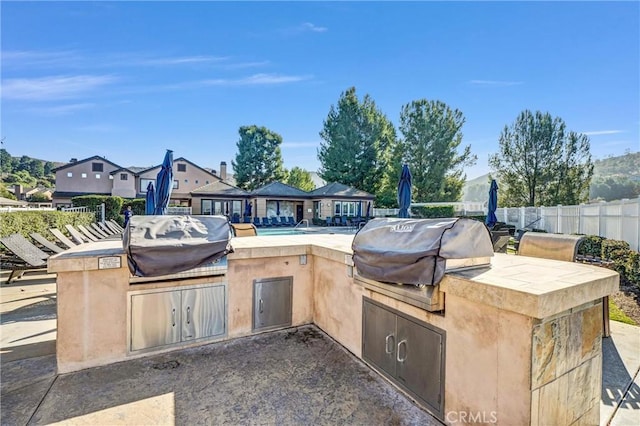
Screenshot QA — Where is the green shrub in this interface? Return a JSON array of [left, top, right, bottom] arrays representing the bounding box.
[[578, 235, 605, 258], [126, 199, 146, 216], [410, 205, 455, 218], [0, 211, 94, 240], [625, 251, 640, 287]]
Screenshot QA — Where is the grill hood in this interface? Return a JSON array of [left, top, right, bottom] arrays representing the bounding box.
[[352, 218, 493, 286], [123, 215, 233, 277]]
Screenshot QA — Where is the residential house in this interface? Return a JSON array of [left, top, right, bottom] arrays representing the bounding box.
[[309, 182, 375, 220], [191, 180, 251, 217]]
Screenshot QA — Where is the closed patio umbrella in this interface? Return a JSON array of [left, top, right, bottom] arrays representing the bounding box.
[[154, 149, 174, 215], [486, 179, 499, 228], [276, 201, 280, 216], [145, 182, 155, 215], [244, 200, 252, 217], [366, 201, 371, 218], [397, 164, 412, 218]]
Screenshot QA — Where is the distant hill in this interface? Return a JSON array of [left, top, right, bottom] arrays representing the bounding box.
[[461, 152, 640, 202]]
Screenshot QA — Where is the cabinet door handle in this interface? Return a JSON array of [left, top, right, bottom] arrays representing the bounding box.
[[385, 334, 395, 354], [259, 299, 264, 313], [171, 308, 176, 327], [186, 307, 191, 325], [397, 340, 407, 363]]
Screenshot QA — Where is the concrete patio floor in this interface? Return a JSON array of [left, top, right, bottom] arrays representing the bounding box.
[[1, 270, 638, 425]]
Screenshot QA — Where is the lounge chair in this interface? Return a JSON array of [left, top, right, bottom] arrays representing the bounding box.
[[50, 228, 77, 249], [76, 224, 100, 242], [261, 217, 271, 227], [253, 217, 262, 228], [279, 216, 289, 226], [30, 232, 65, 254], [270, 217, 281, 227], [65, 224, 90, 244], [1, 234, 49, 283], [231, 223, 258, 237], [96, 222, 116, 235], [90, 223, 111, 238], [108, 220, 125, 233], [287, 217, 296, 226]]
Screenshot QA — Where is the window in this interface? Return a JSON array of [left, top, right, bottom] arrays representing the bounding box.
[[92, 163, 104, 172], [120, 174, 128, 181], [67, 172, 73, 178], [173, 180, 179, 189], [205, 180, 209, 185], [195, 180, 199, 184], [109, 175, 114, 180], [81, 173, 87, 178], [177, 164, 186, 172], [140, 178, 154, 192], [95, 174, 101, 179]]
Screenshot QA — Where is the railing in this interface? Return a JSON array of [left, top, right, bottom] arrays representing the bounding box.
[[294, 219, 310, 230], [496, 198, 640, 251], [62, 206, 90, 213], [167, 206, 192, 215]]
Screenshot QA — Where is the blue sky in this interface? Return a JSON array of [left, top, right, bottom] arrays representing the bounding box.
[[2, 1, 638, 180]]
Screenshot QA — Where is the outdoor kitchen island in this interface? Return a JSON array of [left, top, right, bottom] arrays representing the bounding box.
[[48, 233, 618, 425]]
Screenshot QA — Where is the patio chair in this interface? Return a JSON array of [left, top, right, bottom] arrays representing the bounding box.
[[261, 217, 272, 227], [279, 216, 289, 226], [108, 220, 125, 233], [1, 234, 49, 283], [270, 217, 281, 227], [325, 217, 333, 226], [65, 224, 90, 244], [231, 223, 258, 237], [243, 216, 252, 224], [50, 228, 77, 249], [96, 222, 116, 235], [490, 230, 511, 253], [253, 217, 262, 228], [90, 223, 111, 238], [30, 232, 65, 254], [287, 217, 296, 226], [104, 221, 122, 235], [76, 224, 100, 242]]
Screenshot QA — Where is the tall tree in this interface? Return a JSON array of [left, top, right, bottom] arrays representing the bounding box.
[[0, 149, 13, 173], [232, 125, 286, 191], [318, 87, 397, 196], [398, 99, 476, 202], [285, 167, 315, 191], [489, 110, 594, 207]]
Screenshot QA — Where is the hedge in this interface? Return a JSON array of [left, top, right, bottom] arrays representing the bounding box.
[[410, 205, 455, 218], [0, 211, 95, 241], [577, 234, 639, 288], [72, 195, 124, 223]]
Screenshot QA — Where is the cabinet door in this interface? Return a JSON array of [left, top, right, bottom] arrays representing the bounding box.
[[362, 299, 397, 377], [182, 285, 226, 341], [131, 291, 181, 351], [253, 277, 292, 331], [396, 316, 443, 413]]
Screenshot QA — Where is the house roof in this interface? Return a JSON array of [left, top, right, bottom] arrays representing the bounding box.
[[250, 181, 310, 198], [309, 182, 374, 199], [0, 197, 27, 206], [110, 166, 150, 175], [52, 156, 122, 172], [191, 181, 250, 197], [134, 157, 218, 178], [52, 191, 111, 198]]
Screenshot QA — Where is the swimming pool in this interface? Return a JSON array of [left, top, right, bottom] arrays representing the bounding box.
[[256, 227, 356, 236]]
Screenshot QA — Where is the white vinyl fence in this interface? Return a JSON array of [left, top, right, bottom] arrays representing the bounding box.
[[496, 198, 640, 251]]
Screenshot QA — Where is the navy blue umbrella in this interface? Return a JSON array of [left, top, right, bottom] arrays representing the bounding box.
[[357, 201, 362, 217], [397, 164, 412, 218], [276, 201, 280, 216], [145, 182, 155, 215], [486, 179, 499, 228], [244, 200, 252, 217], [366, 201, 371, 218], [154, 149, 174, 215]]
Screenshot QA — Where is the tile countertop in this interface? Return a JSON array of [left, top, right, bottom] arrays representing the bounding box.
[[48, 234, 619, 319]]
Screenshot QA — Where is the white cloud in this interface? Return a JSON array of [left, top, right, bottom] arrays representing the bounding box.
[[28, 103, 96, 116], [300, 22, 328, 33], [469, 80, 523, 86], [128, 55, 228, 66], [201, 73, 312, 87], [580, 130, 624, 136], [2, 75, 117, 101]]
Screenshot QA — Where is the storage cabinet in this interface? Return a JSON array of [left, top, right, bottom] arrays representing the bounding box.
[[362, 298, 445, 419], [130, 283, 226, 352], [253, 276, 292, 332]]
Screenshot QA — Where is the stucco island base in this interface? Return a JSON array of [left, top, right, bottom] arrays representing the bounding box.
[[49, 233, 619, 425]]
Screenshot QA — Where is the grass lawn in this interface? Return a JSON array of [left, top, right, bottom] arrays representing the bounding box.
[[609, 298, 637, 326]]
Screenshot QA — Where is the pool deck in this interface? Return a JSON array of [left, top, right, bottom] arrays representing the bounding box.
[[1, 270, 638, 425]]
